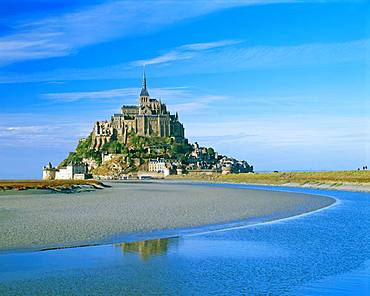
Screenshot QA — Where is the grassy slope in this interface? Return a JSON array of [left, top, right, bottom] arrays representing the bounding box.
[[168, 171, 370, 186]]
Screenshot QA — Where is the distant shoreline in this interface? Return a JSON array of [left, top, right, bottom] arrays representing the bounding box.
[[2, 169, 369, 193], [166, 170, 370, 192]]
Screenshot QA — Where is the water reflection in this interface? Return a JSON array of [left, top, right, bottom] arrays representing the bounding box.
[[1, 187, 370, 295], [117, 237, 178, 260]]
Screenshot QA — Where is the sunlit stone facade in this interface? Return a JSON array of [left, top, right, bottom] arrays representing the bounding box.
[[92, 71, 185, 150]]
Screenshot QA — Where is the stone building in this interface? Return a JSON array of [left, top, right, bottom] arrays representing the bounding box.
[[148, 158, 172, 176], [190, 142, 217, 161], [92, 70, 185, 150], [42, 162, 88, 180], [220, 157, 253, 174], [42, 162, 57, 180]]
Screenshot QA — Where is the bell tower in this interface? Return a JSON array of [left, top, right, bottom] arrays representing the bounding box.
[[139, 66, 150, 106]]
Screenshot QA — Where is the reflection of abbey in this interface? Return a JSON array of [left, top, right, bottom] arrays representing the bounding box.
[[92, 71, 185, 150], [119, 238, 173, 260]]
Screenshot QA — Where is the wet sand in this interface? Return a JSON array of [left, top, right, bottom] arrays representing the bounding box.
[[0, 181, 335, 252]]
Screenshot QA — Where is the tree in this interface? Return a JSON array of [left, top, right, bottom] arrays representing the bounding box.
[[207, 147, 215, 159]]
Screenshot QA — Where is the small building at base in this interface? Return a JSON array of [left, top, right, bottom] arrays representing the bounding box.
[[148, 159, 172, 177], [42, 162, 57, 180], [42, 162, 88, 180]]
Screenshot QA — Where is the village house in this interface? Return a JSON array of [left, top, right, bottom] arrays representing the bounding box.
[[148, 159, 172, 177]]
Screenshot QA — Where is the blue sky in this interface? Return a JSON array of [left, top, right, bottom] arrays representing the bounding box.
[[0, 0, 369, 178]]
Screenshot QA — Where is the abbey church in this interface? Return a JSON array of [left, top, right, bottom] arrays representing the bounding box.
[[91, 71, 185, 150]]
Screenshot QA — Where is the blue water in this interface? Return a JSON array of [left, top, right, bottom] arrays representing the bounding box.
[[1, 185, 370, 295]]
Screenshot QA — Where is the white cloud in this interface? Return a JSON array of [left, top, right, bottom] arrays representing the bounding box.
[[134, 40, 242, 66], [133, 51, 194, 67], [42, 86, 227, 113], [0, 112, 92, 147], [42, 87, 190, 102], [43, 88, 139, 102], [1, 38, 368, 84], [185, 114, 370, 170], [0, 0, 299, 67], [186, 115, 370, 147], [0, 123, 90, 147], [169, 95, 227, 112], [135, 39, 370, 74], [179, 40, 242, 51], [0, 88, 227, 148]]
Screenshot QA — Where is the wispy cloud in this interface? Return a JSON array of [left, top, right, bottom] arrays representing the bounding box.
[[186, 115, 370, 149], [168, 95, 227, 113], [0, 0, 299, 67], [133, 40, 242, 66], [188, 116, 370, 171], [0, 122, 90, 148], [180, 40, 242, 51], [135, 38, 370, 74], [42, 86, 227, 113], [0, 85, 227, 148], [43, 88, 140, 103], [2, 38, 368, 83], [42, 87, 189, 102]]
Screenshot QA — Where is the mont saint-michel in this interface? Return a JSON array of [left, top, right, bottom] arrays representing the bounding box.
[[43, 71, 253, 180], [2, 2, 369, 295]]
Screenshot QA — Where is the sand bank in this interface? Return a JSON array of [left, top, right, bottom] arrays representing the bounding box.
[[0, 181, 334, 252], [0, 180, 106, 192]]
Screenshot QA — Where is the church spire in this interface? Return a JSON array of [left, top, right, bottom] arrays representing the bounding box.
[[140, 65, 149, 97], [142, 65, 147, 89]]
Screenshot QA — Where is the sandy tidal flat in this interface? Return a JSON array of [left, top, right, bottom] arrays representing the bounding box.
[[0, 182, 334, 251]]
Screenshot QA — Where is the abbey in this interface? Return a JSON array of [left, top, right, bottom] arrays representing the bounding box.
[[92, 71, 185, 150], [44, 70, 253, 180]]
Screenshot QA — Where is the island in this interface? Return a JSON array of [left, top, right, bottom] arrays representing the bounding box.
[[43, 70, 253, 181]]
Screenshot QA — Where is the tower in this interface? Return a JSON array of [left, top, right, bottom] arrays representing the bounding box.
[[42, 162, 56, 180], [139, 66, 150, 105]]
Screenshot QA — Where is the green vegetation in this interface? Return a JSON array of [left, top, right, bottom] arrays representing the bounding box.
[[207, 147, 215, 159], [126, 133, 192, 161], [59, 132, 193, 172], [101, 140, 127, 155], [168, 171, 370, 186], [59, 134, 101, 168]]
